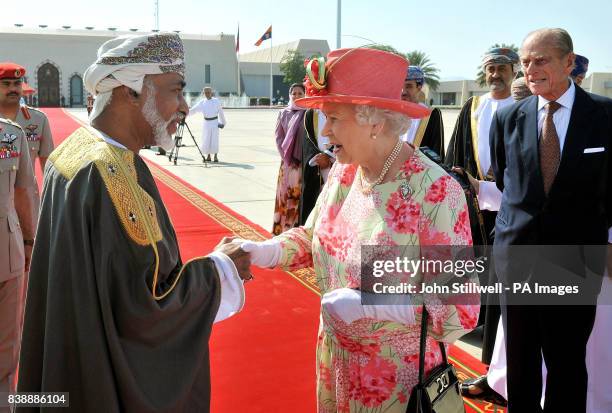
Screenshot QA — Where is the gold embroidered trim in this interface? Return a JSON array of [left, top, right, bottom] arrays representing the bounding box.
[[469, 96, 485, 180], [50, 127, 162, 246], [413, 114, 431, 148], [94, 149, 162, 246]]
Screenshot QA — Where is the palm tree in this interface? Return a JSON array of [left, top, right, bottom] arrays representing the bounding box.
[[404, 50, 440, 91], [475, 43, 519, 87], [366, 44, 403, 55]]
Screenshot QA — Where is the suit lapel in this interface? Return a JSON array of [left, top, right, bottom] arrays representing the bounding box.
[[551, 87, 596, 194], [517, 96, 541, 187]]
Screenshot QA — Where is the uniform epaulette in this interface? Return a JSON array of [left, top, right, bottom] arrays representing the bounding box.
[[22, 105, 45, 116]]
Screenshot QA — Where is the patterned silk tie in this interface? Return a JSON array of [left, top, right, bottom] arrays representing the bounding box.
[[540, 101, 562, 194]]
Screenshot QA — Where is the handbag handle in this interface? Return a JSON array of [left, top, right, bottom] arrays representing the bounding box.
[[417, 304, 448, 385]]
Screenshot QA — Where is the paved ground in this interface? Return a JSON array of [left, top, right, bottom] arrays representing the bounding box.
[[68, 106, 482, 359]]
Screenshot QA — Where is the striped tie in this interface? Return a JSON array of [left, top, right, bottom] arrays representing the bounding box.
[[540, 101, 561, 194]]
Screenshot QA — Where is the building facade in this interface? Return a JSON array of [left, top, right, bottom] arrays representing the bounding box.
[[0, 27, 240, 107], [239, 39, 330, 101]]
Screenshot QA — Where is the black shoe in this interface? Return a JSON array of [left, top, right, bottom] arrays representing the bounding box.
[[213, 154, 219, 163], [460, 375, 508, 407], [205, 155, 211, 162]]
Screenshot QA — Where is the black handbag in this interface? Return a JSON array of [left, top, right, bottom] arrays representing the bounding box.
[[406, 305, 465, 413]]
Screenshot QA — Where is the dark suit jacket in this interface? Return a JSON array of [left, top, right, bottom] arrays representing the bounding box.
[[491, 86, 612, 247]]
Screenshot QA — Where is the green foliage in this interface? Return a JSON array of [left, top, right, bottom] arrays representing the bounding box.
[[279, 49, 307, 86], [366, 44, 403, 55], [404, 50, 440, 91]]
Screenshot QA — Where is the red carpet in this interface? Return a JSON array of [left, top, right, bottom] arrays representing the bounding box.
[[38, 108, 502, 413]]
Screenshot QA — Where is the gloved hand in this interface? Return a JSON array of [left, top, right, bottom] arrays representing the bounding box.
[[218, 123, 225, 129], [233, 238, 281, 268], [321, 288, 366, 324], [321, 288, 416, 325]]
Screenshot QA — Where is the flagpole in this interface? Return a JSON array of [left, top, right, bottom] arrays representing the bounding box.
[[236, 23, 241, 96], [237, 56, 241, 96], [337, 0, 341, 48], [269, 25, 273, 106]]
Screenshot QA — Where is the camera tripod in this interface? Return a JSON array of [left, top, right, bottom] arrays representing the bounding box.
[[167, 120, 208, 166]]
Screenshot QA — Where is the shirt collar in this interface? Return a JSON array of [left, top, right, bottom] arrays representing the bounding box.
[[89, 127, 128, 150], [538, 79, 575, 112]]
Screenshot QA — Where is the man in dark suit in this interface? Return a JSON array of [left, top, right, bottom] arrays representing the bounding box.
[[490, 28, 612, 412]]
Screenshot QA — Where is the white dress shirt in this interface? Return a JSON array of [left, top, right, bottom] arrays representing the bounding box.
[[400, 103, 428, 144], [537, 80, 576, 152], [474, 93, 515, 212]]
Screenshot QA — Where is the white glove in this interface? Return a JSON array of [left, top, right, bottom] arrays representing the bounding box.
[[321, 288, 366, 324], [233, 238, 281, 268], [321, 288, 416, 325]]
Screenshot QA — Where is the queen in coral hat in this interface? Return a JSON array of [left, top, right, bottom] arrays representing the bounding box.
[[296, 48, 430, 118], [237, 47, 476, 413]]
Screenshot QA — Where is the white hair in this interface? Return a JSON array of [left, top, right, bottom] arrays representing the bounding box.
[[353, 104, 411, 137], [141, 77, 175, 151]]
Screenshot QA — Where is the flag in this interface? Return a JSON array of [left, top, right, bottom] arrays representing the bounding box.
[[254, 25, 272, 46], [235, 24, 240, 53]]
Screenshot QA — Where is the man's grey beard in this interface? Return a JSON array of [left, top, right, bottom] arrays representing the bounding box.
[[488, 79, 507, 92], [141, 83, 176, 151]]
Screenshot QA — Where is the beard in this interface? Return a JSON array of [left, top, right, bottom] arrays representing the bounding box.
[[488, 78, 507, 92], [141, 86, 177, 151]]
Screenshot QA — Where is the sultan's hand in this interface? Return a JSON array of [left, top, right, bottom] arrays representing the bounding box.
[[216, 240, 253, 282]]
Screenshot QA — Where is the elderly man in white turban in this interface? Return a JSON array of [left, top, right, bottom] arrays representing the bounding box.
[[16, 33, 252, 413]]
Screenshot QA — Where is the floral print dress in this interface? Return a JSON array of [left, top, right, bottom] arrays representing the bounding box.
[[275, 149, 480, 412]]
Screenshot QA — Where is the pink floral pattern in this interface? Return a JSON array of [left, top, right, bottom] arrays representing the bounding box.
[[276, 150, 479, 412], [348, 356, 397, 407], [424, 175, 451, 204], [453, 206, 471, 243], [384, 191, 420, 234]]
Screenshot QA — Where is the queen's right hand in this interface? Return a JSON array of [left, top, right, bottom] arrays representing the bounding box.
[[232, 238, 281, 268]]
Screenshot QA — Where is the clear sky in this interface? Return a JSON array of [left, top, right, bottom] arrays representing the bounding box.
[[3, 0, 611, 79]]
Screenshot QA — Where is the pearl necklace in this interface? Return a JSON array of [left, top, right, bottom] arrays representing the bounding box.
[[359, 139, 404, 194]]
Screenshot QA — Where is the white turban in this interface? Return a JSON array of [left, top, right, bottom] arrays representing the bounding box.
[[83, 32, 185, 122]]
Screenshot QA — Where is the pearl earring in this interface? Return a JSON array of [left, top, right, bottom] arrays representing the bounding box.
[[371, 134, 377, 140]]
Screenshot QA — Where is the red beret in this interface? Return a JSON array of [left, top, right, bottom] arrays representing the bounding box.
[[0, 62, 26, 79]]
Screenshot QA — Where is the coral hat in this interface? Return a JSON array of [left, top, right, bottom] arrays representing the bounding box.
[[295, 48, 430, 118]]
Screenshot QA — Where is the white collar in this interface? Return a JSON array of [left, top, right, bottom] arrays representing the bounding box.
[[89, 127, 128, 150], [482, 92, 514, 103], [538, 80, 575, 112]]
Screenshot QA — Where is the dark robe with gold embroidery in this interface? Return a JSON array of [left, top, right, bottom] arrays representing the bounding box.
[[417, 107, 445, 159], [17, 128, 222, 412], [444, 97, 499, 364]]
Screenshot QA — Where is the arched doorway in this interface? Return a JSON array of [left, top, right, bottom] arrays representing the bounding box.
[[37, 63, 60, 107], [70, 74, 83, 107]]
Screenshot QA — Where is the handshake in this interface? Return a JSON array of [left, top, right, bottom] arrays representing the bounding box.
[[213, 236, 416, 326], [213, 236, 281, 282]]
